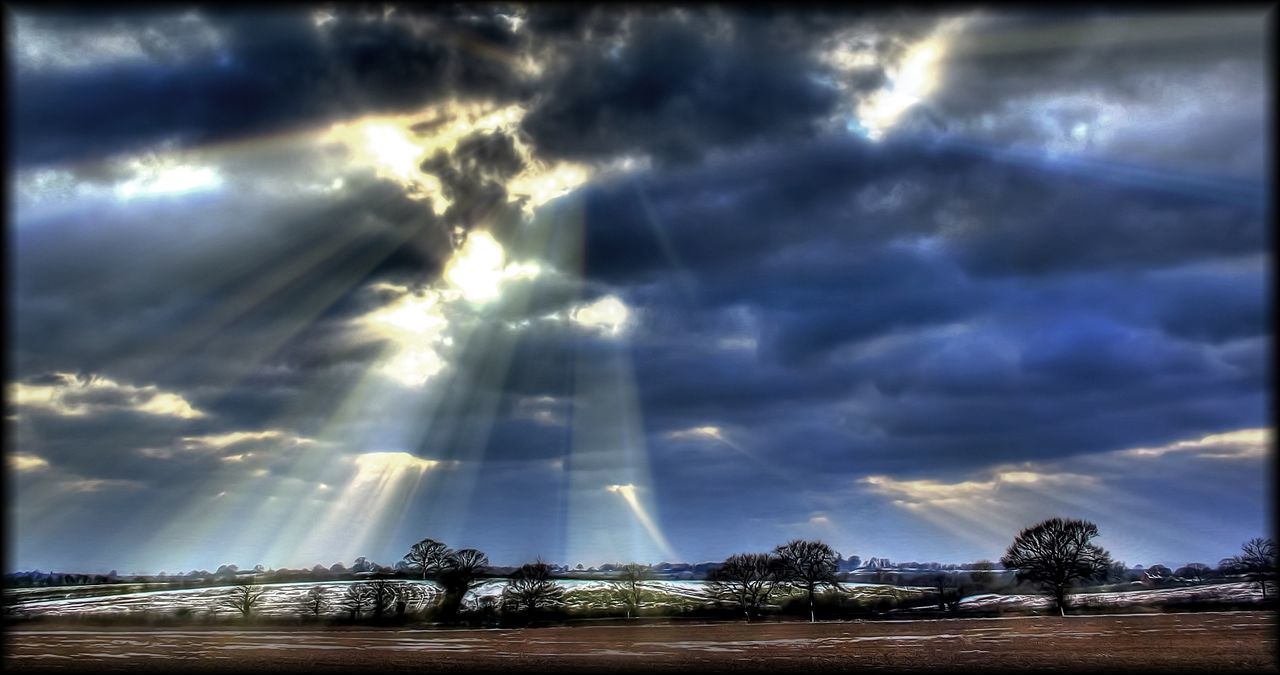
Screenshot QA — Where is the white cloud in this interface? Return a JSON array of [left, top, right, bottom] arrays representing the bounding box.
[[515, 396, 565, 426], [666, 425, 726, 442], [115, 160, 222, 201], [444, 231, 508, 303], [58, 478, 145, 493], [13, 12, 223, 72], [569, 295, 631, 337], [860, 467, 1097, 508], [1118, 428, 1270, 461], [181, 430, 292, 450], [851, 16, 973, 140], [351, 232, 548, 388], [137, 429, 315, 460], [353, 451, 446, 473], [9, 453, 50, 472], [321, 100, 592, 217], [857, 427, 1269, 518], [716, 336, 757, 351], [9, 373, 204, 419]]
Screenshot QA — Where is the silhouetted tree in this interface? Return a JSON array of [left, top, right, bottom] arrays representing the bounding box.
[[404, 538, 451, 580], [1226, 537, 1277, 599], [1104, 561, 1132, 584], [926, 572, 964, 612], [1174, 563, 1210, 583], [608, 563, 654, 619], [1000, 517, 1112, 616], [773, 540, 840, 622], [502, 560, 563, 615], [299, 586, 330, 617], [339, 584, 374, 619], [365, 578, 399, 618], [218, 584, 266, 619], [708, 553, 781, 622], [437, 548, 490, 619]]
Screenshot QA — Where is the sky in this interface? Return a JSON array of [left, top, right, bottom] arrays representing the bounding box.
[[5, 5, 1272, 575]]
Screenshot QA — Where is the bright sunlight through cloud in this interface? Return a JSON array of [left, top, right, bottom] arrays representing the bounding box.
[[570, 295, 631, 337], [855, 17, 970, 140]]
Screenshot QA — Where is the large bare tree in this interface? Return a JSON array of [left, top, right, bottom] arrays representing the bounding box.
[[773, 540, 841, 622], [1001, 517, 1112, 616], [1226, 537, 1276, 599], [708, 553, 781, 622], [502, 560, 563, 615], [218, 584, 266, 619], [403, 538, 451, 580], [298, 586, 329, 617], [609, 563, 654, 619], [338, 583, 374, 619], [437, 548, 491, 619], [365, 578, 400, 618]]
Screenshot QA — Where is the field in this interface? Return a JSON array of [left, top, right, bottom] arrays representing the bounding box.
[[3, 579, 929, 619], [5, 611, 1276, 672], [3, 579, 1266, 620]]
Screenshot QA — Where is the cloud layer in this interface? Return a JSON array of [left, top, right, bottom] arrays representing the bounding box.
[[8, 6, 1270, 572]]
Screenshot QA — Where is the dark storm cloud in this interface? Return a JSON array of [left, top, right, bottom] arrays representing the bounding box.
[[12, 6, 531, 167], [572, 133, 1264, 298], [14, 5, 921, 170], [624, 308, 1262, 482], [898, 10, 1269, 176], [521, 9, 861, 165], [420, 130, 527, 229], [12, 407, 210, 483], [388, 110, 1267, 483], [9, 7, 1270, 571], [927, 11, 1267, 119]]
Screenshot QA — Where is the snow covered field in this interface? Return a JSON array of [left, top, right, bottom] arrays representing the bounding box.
[[4, 579, 1266, 619], [955, 581, 1266, 611], [4, 580, 716, 618]]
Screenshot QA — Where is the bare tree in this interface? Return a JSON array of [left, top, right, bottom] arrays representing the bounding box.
[[393, 583, 429, 617], [298, 586, 329, 617], [1226, 537, 1277, 599], [403, 538, 451, 580], [502, 560, 564, 615], [773, 540, 841, 622], [437, 548, 491, 619], [1103, 561, 1131, 585], [708, 553, 781, 623], [1000, 517, 1112, 616], [218, 584, 266, 619], [608, 563, 654, 619], [926, 572, 964, 612], [338, 584, 374, 619], [365, 578, 400, 618]]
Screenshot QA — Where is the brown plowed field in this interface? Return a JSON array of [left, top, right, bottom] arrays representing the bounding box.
[[5, 611, 1276, 672]]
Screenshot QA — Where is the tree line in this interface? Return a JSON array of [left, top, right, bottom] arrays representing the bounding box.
[[208, 522, 1275, 623]]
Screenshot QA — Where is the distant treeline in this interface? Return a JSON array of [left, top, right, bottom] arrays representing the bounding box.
[[5, 525, 1274, 627], [6, 558, 997, 588]]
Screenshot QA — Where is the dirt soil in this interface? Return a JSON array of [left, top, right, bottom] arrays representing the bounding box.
[[5, 610, 1276, 673]]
